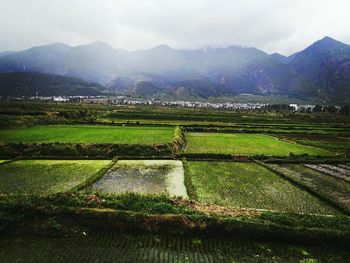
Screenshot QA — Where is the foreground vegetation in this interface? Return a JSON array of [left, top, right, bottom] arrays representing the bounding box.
[[1, 192, 349, 248], [1, 232, 348, 262]]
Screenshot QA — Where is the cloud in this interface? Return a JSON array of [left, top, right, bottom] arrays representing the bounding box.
[[0, 0, 349, 55]]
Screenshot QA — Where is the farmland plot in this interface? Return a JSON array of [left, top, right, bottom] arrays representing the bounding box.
[[265, 164, 350, 213], [185, 161, 337, 214], [0, 160, 111, 195], [0, 125, 174, 145], [92, 160, 188, 198], [185, 133, 330, 156], [304, 164, 350, 183]]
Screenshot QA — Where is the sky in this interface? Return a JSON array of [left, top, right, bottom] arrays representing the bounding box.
[[0, 0, 349, 55]]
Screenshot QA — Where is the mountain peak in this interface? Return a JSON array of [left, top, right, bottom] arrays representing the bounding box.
[[320, 36, 337, 42], [289, 36, 349, 60], [269, 52, 287, 63], [151, 44, 172, 51], [28, 42, 72, 52], [311, 36, 345, 49], [77, 41, 116, 51]]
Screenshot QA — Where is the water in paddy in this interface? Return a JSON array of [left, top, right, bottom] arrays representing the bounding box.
[[0, 233, 348, 262], [92, 160, 188, 198]]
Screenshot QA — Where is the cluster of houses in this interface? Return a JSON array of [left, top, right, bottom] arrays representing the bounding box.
[[112, 98, 267, 110], [3, 95, 328, 112]]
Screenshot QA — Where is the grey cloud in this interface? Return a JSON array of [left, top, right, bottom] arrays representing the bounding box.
[[0, 0, 349, 55]]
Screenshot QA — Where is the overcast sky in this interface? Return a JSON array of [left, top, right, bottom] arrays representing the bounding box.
[[0, 0, 349, 55]]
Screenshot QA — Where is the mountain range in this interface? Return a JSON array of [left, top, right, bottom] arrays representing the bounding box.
[[0, 36, 349, 102]]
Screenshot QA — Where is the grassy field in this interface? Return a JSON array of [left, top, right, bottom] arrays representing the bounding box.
[[185, 161, 337, 214], [92, 160, 188, 198], [185, 133, 331, 156], [0, 125, 174, 145], [0, 160, 110, 195]]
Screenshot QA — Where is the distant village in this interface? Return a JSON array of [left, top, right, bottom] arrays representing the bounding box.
[[1, 95, 327, 112]]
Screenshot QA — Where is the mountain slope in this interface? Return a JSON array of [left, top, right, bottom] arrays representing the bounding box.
[[288, 36, 350, 102], [0, 43, 71, 74], [0, 72, 106, 96]]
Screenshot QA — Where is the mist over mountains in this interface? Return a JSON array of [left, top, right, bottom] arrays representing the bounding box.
[[0, 36, 349, 102]]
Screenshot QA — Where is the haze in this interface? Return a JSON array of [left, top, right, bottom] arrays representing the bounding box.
[[0, 0, 349, 55]]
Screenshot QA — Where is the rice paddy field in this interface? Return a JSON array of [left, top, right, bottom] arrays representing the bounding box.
[[92, 160, 188, 198], [0, 125, 174, 145], [0, 102, 349, 260], [266, 163, 350, 212], [185, 161, 338, 214], [1, 233, 348, 263], [304, 164, 350, 182], [0, 160, 111, 195], [185, 132, 331, 155]]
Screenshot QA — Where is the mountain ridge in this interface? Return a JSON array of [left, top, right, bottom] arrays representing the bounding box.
[[0, 72, 106, 97], [0, 37, 349, 102]]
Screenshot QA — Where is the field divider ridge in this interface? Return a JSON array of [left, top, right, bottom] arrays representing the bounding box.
[[71, 158, 118, 192], [181, 158, 197, 200], [0, 159, 17, 166]]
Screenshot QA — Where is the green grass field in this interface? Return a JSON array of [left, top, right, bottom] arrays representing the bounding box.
[[0, 125, 174, 145], [185, 133, 331, 156], [185, 161, 337, 214], [0, 160, 110, 195]]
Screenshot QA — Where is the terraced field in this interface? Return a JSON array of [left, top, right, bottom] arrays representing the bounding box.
[[0, 125, 174, 145], [185, 133, 330, 156], [93, 160, 188, 198], [0, 160, 111, 195], [185, 161, 338, 214], [1, 233, 348, 263]]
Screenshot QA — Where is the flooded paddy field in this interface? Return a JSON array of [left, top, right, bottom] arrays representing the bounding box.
[[185, 161, 339, 214], [93, 160, 188, 198], [0, 160, 111, 195], [0, 233, 348, 263]]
